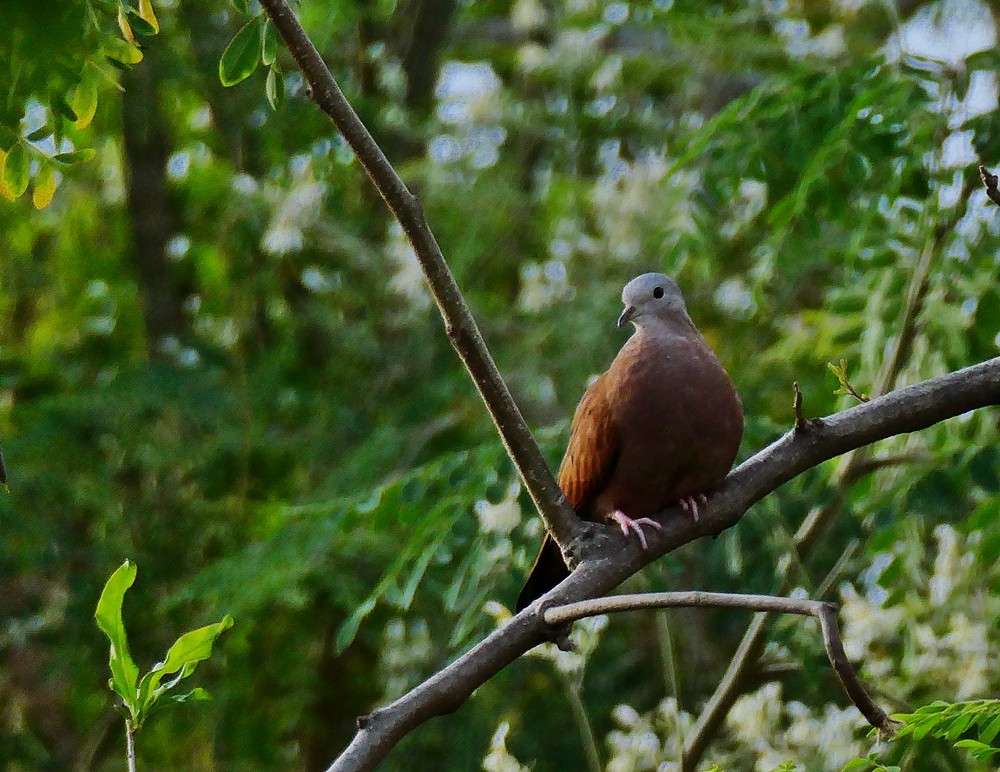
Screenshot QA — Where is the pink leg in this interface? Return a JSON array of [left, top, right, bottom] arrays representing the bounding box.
[[679, 494, 710, 523], [608, 509, 663, 551]]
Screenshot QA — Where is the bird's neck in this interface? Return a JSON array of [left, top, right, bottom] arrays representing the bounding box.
[[636, 312, 698, 339]]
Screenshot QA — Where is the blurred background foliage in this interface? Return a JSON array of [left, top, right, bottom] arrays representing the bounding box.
[[1, 0, 999, 769]]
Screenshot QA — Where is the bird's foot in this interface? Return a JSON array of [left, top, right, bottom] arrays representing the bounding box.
[[679, 493, 709, 523], [608, 509, 663, 551]]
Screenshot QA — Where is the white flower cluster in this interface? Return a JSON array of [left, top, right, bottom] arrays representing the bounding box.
[[840, 524, 999, 702], [590, 147, 699, 262], [528, 613, 610, 677], [482, 721, 531, 772], [606, 698, 693, 772], [725, 683, 865, 771], [379, 617, 433, 701]]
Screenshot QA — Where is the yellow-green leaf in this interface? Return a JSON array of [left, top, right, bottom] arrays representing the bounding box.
[[32, 165, 56, 209], [102, 36, 143, 65], [3, 143, 30, 198], [219, 16, 262, 87], [118, 4, 138, 45], [138, 0, 160, 34], [73, 76, 99, 129], [0, 150, 14, 201]]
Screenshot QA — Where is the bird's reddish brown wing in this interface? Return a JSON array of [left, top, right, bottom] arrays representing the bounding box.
[[557, 374, 619, 515], [516, 375, 619, 611]]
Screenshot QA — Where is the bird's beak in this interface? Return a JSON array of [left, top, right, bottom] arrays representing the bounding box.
[[617, 305, 636, 330]]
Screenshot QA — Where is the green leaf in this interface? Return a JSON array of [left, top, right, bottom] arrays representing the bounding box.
[[980, 713, 1000, 744], [51, 94, 79, 123], [261, 19, 278, 67], [965, 49, 1000, 72], [3, 143, 30, 198], [172, 687, 211, 703], [25, 126, 51, 142], [231, 0, 250, 13], [219, 17, 263, 87], [955, 739, 1000, 760], [53, 149, 97, 165], [945, 710, 975, 741], [137, 615, 233, 713], [266, 66, 284, 110], [94, 560, 140, 711], [127, 10, 158, 38]]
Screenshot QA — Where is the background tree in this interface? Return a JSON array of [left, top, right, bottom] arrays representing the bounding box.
[[1, 0, 999, 770]]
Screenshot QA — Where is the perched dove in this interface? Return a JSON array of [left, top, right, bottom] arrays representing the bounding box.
[[516, 273, 743, 611]]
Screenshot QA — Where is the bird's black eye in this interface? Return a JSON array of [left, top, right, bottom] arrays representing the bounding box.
[[653, 286, 664, 299]]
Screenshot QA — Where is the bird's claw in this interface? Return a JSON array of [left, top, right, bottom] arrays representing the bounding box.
[[609, 510, 663, 551], [679, 493, 710, 522]]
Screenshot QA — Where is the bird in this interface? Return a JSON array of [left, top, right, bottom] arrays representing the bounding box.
[[516, 272, 743, 612]]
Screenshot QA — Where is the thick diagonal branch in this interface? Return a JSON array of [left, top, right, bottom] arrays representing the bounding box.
[[257, 0, 579, 547], [544, 592, 896, 735], [329, 357, 1000, 771]]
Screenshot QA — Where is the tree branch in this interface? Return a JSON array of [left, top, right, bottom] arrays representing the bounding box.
[[257, 0, 580, 549], [544, 591, 896, 736], [329, 357, 1000, 771]]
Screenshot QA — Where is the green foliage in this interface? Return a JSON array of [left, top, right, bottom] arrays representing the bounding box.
[[3, 1, 1000, 770], [0, 0, 159, 206], [892, 700, 1000, 760], [95, 560, 233, 730], [846, 700, 1000, 770]]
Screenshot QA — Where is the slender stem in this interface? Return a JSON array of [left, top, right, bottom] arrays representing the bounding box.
[[559, 676, 602, 772], [126, 721, 137, 772], [256, 0, 580, 549]]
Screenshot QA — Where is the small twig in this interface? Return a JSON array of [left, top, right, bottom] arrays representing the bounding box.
[[828, 360, 870, 403], [544, 592, 897, 735], [979, 165, 1000, 206], [841, 451, 931, 485], [793, 382, 807, 431]]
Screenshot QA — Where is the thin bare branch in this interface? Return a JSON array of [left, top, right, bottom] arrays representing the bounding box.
[[544, 591, 896, 735], [257, 0, 580, 548], [330, 357, 1000, 771]]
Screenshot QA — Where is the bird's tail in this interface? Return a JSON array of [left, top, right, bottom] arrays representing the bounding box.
[[516, 533, 571, 612]]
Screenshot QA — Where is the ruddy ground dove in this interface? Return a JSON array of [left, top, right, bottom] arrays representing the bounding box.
[[516, 273, 743, 611]]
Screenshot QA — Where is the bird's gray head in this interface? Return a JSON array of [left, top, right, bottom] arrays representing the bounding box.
[[617, 272, 690, 330]]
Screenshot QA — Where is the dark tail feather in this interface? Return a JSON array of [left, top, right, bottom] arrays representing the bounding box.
[[516, 534, 571, 612]]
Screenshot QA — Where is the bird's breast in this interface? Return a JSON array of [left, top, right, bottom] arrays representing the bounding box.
[[598, 331, 743, 517]]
